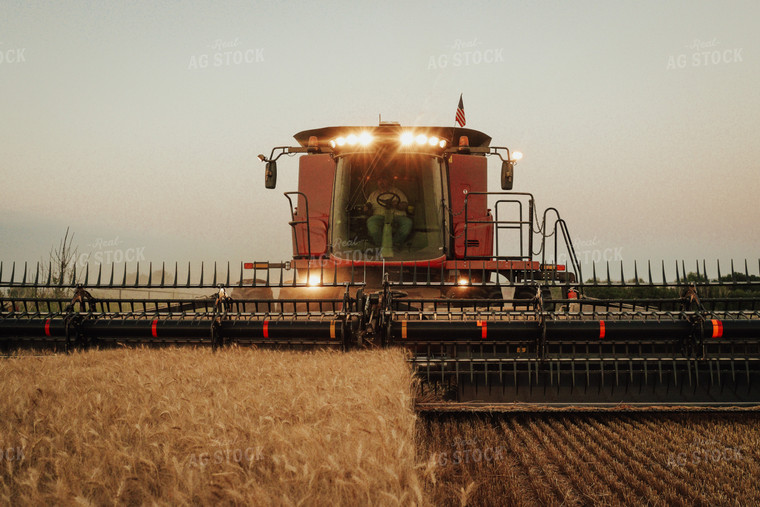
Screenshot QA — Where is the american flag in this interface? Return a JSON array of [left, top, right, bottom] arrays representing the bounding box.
[[455, 94, 466, 127]]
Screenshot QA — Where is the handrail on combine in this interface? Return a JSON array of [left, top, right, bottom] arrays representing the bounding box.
[[539, 207, 582, 283], [461, 192, 581, 283], [492, 198, 530, 261], [462, 191, 535, 262], [284, 191, 311, 258]]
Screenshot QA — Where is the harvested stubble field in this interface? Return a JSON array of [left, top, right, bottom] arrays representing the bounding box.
[[419, 411, 760, 506], [1, 348, 759, 506]]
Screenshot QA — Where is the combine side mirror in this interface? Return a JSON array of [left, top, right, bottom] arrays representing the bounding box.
[[501, 160, 514, 190], [264, 160, 277, 189]]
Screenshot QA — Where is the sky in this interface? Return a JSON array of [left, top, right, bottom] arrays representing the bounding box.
[[1, 0, 758, 278]]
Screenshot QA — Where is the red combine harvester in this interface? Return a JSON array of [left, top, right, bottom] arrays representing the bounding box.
[[2, 121, 760, 408], [253, 123, 575, 301]]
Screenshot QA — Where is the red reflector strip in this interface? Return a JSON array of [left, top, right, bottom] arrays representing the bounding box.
[[477, 320, 487, 339], [599, 320, 606, 339], [263, 320, 269, 338], [711, 319, 723, 338], [402, 320, 407, 339], [151, 319, 158, 338], [243, 262, 254, 269], [45, 319, 51, 337]]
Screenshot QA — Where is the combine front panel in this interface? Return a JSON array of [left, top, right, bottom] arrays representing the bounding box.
[[291, 154, 336, 258], [448, 154, 493, 259]]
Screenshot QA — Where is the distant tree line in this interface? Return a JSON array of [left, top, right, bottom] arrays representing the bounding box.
[[580, 272, 760, 311]]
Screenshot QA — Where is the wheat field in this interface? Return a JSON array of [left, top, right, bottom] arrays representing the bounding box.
[[2, 347, 760, 506], [0, 348, 423, 506]]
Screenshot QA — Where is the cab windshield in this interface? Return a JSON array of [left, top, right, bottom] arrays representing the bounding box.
[[331, 150, 445, 261]]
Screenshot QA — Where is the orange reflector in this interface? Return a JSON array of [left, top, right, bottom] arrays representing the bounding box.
[[244, 262, 270, 270], [402, 320, 407, 339], [599, 320, 606, 339], [45, 319, 51, 337], [459, 136, 469, 147], [151, 319, 158, 338], [711, 319, 723, 338], [330, 321, 336, 339], [308, 136, 319, 148], [263, 320, 269, 338], [477, 320, 487, 339]]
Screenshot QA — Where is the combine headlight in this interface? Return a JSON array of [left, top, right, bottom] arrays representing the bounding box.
[[399, 132, 447, 150], [308, 274, 321, 287], [359, 131, 373, 146], [458, 278, 470, 286], [332, 131, 447, 150], [510, 151, 523, 162], [329, 132, 373, 149]]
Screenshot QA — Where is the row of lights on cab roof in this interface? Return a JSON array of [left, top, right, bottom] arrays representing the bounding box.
[[308, 133, 523, 161], [399, 132, 448, 149], [305, 132, 450, 150]]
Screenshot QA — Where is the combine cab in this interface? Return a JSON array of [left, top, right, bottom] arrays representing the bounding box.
[[2, 121, 760, 408], [255, 124, 571, 295]]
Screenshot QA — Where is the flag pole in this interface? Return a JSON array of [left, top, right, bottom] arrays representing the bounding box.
[[453, 93, 465, 146]]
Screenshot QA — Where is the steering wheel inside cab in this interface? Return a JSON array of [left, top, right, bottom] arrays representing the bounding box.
[[377, 192, 401, 209]]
